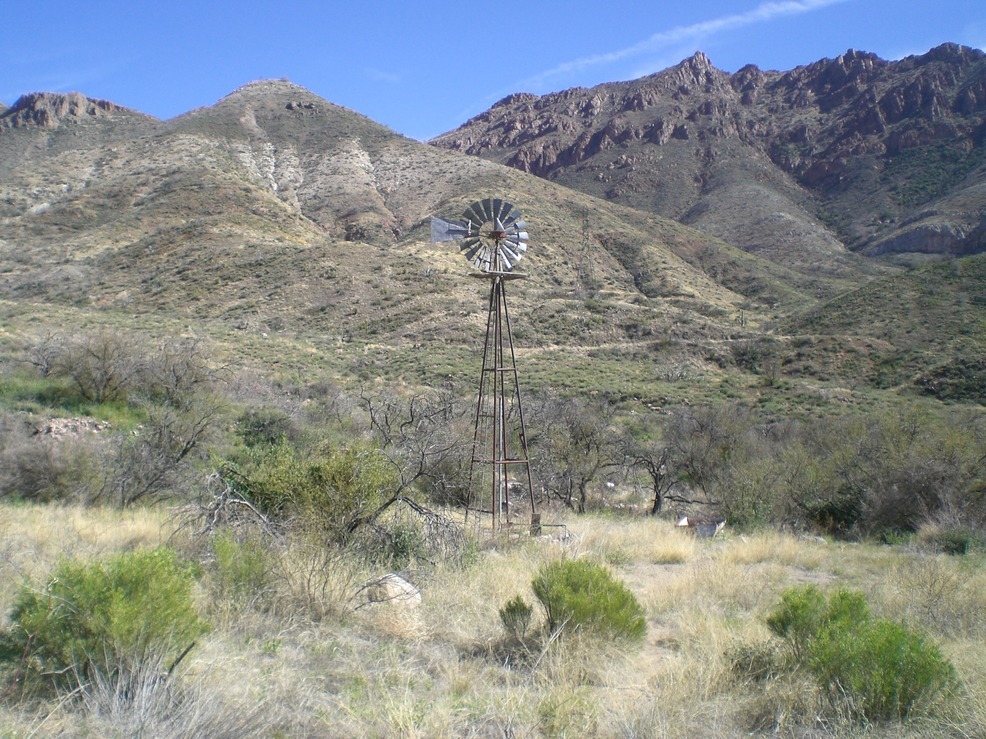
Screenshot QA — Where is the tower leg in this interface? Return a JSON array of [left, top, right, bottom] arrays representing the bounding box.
[[465, 275, 535, 531]]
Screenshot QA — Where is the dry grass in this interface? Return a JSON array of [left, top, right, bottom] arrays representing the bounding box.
[[1, 503, 983, 736], [0, 502, 170, 607], [569, 514, 698, 566]]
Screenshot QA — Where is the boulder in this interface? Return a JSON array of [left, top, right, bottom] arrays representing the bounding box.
[[362, 574, 421, 608]]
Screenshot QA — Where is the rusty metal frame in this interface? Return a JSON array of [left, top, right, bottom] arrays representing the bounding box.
[[465, 271, 536, 531]]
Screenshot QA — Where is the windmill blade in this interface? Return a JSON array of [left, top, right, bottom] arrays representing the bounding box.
[[463, 201, 488, 225], [438, 197, 530, 273], [502, 201, 519, 226], [502, 211, 522, 228], [431, 217, 470, 242], [500, 244, 522, 265], [484, 198, 499, 222]]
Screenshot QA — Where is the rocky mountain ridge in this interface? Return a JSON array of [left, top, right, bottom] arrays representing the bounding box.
[[3, 58, 986, 404], [0, 92, 154, 130], [432, 44, 986, 269]]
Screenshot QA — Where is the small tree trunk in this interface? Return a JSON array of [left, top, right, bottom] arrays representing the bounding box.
[[650, 488, 662, 515]]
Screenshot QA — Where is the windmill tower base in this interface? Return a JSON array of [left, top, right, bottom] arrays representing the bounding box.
[[466, 271, 536, 532]]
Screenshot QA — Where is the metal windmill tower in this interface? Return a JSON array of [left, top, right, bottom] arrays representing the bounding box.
[[431, 198, 537, 532]]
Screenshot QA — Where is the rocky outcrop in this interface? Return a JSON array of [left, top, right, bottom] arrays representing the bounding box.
[[0, 92, 151, 129], [862, 218, 986, 257], [431, 45, 986, 259]]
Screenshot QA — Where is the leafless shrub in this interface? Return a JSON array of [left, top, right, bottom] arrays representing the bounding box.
[[140, 338, 219, 409], [0, 416, 104, 502], [348, 496, 467, 567], [99, 400, 221, 507], [171, 470, 276, 541], [357, 386, 472, 507], [52, 329, 143, 404], [24, 331, 220, 410], [274, 537, 365, 622]]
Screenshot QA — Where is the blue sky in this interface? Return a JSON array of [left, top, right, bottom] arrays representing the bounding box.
[[2, 1, 984, 141]]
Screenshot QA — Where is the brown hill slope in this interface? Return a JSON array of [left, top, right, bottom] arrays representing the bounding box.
[[2, 81, 809, 398], [2, 79, 985, 406], [432, 44, 986, 276]]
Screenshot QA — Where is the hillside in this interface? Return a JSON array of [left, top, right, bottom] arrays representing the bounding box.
[[777, 251, 986, 400], [1, 71, 984, 406], [432, 44, 986, 277], [1, 81, 795, 400]]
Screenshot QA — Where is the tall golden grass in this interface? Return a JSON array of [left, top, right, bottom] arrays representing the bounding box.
[[1, 503, 983, 736]]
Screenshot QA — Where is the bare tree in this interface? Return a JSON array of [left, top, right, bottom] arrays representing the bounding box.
[[26, 331, 62, 378], [621, 439, 680, 515], [528, 393, 618, 513], [142, 338, 218, 409], [55, 330, 143, 404], [102, 399, 221, 507], [355, 385, 471, 513]]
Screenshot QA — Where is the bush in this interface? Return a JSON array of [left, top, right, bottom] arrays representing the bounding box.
[[236, 406, 299, 448], [0, 548, 208, 694], [225, 440, 397, 541], [211, 530, 272, 608], [0, 432, 103, 503], [918, 527, 985, 555], [531, 559, 646, 641], [767, 585, 958, 721], [499, 595, 534, 639]]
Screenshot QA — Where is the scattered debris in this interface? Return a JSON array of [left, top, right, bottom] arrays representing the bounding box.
[[677, 516, 726, 538], [32, 417, 110, 439]]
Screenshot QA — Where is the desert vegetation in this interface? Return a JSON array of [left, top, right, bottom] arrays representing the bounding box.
[[1, 328, 984, 736], [4, 48, 986, 735]]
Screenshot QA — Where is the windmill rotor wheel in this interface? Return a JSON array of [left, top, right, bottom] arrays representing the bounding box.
[[459, 198, 529, 273]]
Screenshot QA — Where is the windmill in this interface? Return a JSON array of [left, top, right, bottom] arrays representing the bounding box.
[[431, 198, 537, 532]]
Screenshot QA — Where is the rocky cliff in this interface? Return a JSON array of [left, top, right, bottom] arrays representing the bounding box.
[[0, 92, 154, 129], [432, 44, 986, 266]]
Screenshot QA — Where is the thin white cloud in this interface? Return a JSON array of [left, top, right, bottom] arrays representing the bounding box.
[[366, 67, 400, 84], [523, 0, 849, 89]]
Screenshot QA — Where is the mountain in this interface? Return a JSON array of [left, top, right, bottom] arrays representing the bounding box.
[[432, 45, 986, 278], [2, 70, 985, 406], [1, 81, 799, 398]]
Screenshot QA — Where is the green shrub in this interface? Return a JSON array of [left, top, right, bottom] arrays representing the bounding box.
[[767, 586, 866, 663], [919, 527, 984, 555], [810, 617, 958, 721], [0, 548, 207, 693], [531, 559, 646, 641], [499, 595, 534, 639], [236, 406, 299, 448], [211, 530, 272, 607], [226, 440, 396, 541], [767, 585, 958, 721], [350, 518, 426, 567]]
